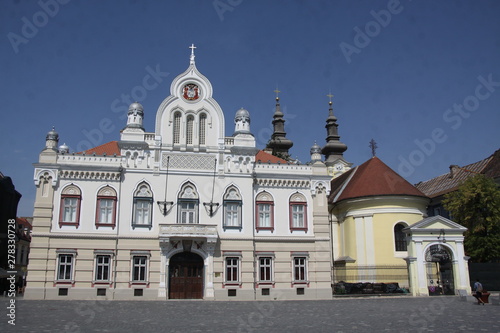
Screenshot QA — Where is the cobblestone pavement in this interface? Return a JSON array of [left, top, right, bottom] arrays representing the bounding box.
[[1, 296, 499, 332]]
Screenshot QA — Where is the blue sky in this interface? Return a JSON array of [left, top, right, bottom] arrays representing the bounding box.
[[1, 0, 499, 217]]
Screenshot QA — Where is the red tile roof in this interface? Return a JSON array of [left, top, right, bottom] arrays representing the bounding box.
[[78, 141, 121, 156], [255, 150, 288, 164], [329, 157, 427, 204], [415, 149, 500, 198], [16, 217, 32, 229]]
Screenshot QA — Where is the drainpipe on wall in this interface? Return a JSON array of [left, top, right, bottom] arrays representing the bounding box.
[[112, 166, 123, 299]]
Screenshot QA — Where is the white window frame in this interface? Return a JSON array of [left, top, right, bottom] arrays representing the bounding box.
[[177, 183, 199, 224], [291, 252, 309, 285], [130, 251, 151, 284], [132, 183, 153, 230], [55, 249, 77, 283], [93, 250, 114, 284], [224, 253, 241, 285], [256, 252, 275, 285]]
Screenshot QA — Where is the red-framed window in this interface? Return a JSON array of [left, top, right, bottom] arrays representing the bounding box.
[[289, 193, 308, 232], [95, 186, 117, 229], [59, 185, 82, 228], [255, 191, 274, 232]]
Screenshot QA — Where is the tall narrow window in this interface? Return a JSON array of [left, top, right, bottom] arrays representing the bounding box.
[[226, 257, 239, 283], [132, 256, 148, 282], [177, 182, 199, 224], [293, 257, 307, 282], [95, 186, 117, 229], [94, 255, 111, 282], [130, 250, 150, 285], [59, 185, 82, 228], [256, 192, 274, 232], [132, 183, 153, 229], [394, 223, 407, 251], [186, 115, 194, 145], [289, 193, 308, 232], [56, 250, 77, 282], [173, 112, 181, 144], [259, 257, 273, 282], [199, 113, 206, 145], [223, 186, 242, 230]]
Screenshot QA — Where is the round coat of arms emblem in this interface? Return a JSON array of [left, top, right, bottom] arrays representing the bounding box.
[[183, 83, 199, 101]]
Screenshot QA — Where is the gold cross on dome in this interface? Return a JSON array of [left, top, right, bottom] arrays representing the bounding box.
[[274, 88, 281, 98], [327, 93, 334, 103]]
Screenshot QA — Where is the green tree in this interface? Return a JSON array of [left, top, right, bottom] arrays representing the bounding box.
[[443, 174, 500, 262]]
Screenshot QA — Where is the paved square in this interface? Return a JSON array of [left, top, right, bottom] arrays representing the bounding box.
[[1, 296, 499, 332]]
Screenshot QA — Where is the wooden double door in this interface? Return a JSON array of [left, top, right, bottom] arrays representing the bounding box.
[[169, 252, 204, 299]]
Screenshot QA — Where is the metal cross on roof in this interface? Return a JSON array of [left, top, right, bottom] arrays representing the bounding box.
[[369, 138, 378, 157], [189, 44, 196, 54], [274, 88, 281, 99], [327, 93, 334, 103]]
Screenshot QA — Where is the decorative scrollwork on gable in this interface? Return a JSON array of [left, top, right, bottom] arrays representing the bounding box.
[[34, 168, 58, 186], [290, 192, 307, 203], [311, 180, 330, 196], [256, 191, 273, 202], [98, 186, 117, 197]]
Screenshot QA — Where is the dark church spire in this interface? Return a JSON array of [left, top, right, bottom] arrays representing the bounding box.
[[266, 90, 293, 160], [321, 94, 347, 166]]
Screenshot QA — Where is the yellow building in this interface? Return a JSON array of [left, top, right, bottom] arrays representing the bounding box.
[[329, 156, 471, 296]]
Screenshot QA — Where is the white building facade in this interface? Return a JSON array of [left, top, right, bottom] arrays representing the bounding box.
[[25, 47, 333, 300]]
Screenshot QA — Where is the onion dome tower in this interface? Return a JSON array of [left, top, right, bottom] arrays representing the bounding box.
[[58, 143, 69, 154], [125, 102, 145, 130], [321, 96, 347, 166], [310, 141, 322, 163], [45, 127, 59, 150], [266, 91, 293, 160], [233, 108, 252, 135]]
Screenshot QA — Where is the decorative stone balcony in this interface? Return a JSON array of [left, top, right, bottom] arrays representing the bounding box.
[[159, 224, 218, 244]]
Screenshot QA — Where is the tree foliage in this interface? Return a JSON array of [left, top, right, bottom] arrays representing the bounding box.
[[443, 174, 500, 262]]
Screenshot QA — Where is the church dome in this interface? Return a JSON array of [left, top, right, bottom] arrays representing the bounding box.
[[310, 142, 321, 155], [235, 108, 250, 120], [58, 143, 69, 154], [234, 107, 252, 136], [46, 127, 59, 141], [128, 102, 144, 114]]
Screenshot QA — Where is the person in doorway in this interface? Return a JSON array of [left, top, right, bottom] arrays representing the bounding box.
[[473, 279, 485, 305]]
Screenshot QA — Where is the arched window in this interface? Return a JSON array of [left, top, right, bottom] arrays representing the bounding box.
[[394, 223, 407, 251], [132, 182, 153, 229], [223, 186, 242, 230], [177, 182, 199, 224], [289, 192, 307, 232], [59, 184, 82, 228], [173, 112, 181, 144], [95, 186, 117, 229], [186, 115, 194, 145], [199, 113, 207, 145], [255, 191, 274, 232]]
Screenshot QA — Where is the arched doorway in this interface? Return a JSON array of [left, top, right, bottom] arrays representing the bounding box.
[[425, 244, 455, 295], [169, 251, 204, 299]]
